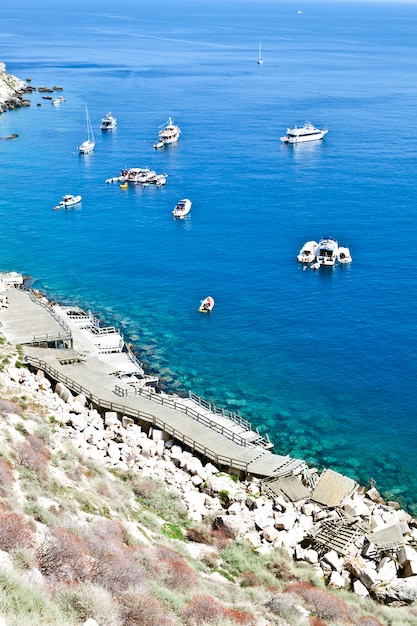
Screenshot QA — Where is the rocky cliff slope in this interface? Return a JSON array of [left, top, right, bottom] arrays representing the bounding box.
[[0, 337, 416, 625], [0, 62, 30, 113]]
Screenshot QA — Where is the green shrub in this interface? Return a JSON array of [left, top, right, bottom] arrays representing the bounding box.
[[152, 583, 189, 613], [131, 476, 191, 527], [0, 571, 76, 625], [162, 522, 185, 540], [220, 541, 278, 587], [24, 501, 56, 525], [54, 581, 122, 626]]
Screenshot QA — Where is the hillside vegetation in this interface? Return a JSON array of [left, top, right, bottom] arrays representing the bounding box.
[[0, 339, 416, 626]]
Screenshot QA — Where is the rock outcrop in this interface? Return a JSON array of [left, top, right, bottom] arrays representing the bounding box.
[[0, 62, 31, 114]]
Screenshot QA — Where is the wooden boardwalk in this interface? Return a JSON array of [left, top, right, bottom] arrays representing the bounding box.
[[0, 286, 309, 480]]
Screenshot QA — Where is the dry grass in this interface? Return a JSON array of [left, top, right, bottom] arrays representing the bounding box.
[[92, 544, 148, 595], [286, 581, 350, 623], [117, 590, 177, 626], [0, 505, 34, 552], [180, 594, 256, 625], [37, 527, 94, 583], [15, 433, 50, 478], [155, 545, 199, 592], [0, 455, 15, 496]]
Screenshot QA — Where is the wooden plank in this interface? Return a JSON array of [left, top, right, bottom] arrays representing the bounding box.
[[262, 475, 311, 502], [311, 468, 357, 508]]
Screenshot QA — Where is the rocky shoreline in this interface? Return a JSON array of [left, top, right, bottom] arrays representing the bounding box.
[[3, 358, 417, 607], [0, 62, 32, 114]]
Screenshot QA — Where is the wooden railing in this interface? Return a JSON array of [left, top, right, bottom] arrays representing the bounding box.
[[189, 390, 265, 435], [17, 285, 72, 344], [122, 384, 270, 448], [25, 355, 251, 473]]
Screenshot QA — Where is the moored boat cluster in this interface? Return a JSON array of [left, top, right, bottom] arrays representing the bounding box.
[[105, 167, 168, 187], [297, 237, 352, 269]]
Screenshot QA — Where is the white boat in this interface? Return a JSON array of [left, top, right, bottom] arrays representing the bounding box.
[[172, 198, 191, 218], [154, 174, 167, 187], [297, 240, 318, 264], [337, 247, 352, 263], [78, 106, 95, 154], [52, 96, 65, 105], [257, 41, 264, 65], [280, 121, 328, 144], [315, 237, 338, 266], [158, 117, 181, 145], [199, 296, 214, 313], [153, 141, 165, 149], [119, 167, 167, 186], [100, 112, 117, 130], [54, 194, 82, 210]]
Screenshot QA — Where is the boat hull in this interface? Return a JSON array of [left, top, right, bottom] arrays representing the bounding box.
[[78, 140, 95, 154], [55, 194, 82, 209], [173, 199, 191, 218], [280, 122, 328, 144], [281, 131, 327, 144], [337, 247, 352, 263], [199, 296, 214, 313], [297, 241, 318, 263]]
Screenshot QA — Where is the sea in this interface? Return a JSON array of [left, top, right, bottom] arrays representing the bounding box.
[[2, 0, 417, 513]]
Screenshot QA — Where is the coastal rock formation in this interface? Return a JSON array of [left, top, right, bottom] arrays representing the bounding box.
[[0, 62, 31, 114]]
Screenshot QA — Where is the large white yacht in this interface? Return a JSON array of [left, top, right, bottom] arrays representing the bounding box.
[[315, 237, 339, 266], [100, 112, 117, 130], [280, 121, 328, 144], [158, 117, 181, 145]]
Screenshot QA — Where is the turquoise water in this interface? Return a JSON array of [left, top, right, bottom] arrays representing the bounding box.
[[2, 1, 417, 511]]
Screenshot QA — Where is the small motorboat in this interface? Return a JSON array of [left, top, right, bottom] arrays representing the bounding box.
[[199, 296, 214, 313], [120, 182, 128, 189], [153, 141, 165, 149], [155, 174, 167, 187], [297, 241, 318, 264], [100, 112, 117, 130], [172, 198, 191, 218], [337, 247, 352, 263], [52, 96, 65, 105], [54, 194, 82, 210]]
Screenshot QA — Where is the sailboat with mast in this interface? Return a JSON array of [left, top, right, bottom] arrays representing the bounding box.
[[78, 106, 95, 154], [257, 41, 264, 65]]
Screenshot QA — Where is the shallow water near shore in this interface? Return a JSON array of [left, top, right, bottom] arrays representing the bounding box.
[[2, 1, 417, 511]]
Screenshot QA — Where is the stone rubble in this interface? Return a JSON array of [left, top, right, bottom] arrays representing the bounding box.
[[3, 363, 417, 606]]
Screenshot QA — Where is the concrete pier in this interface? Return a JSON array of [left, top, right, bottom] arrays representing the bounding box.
[[0, 285, 309, 481]]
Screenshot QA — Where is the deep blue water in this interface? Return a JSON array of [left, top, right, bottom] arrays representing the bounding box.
[[2, 1, 417, 511]]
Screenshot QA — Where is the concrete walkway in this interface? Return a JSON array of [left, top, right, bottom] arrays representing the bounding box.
[[0, 286, 308, 480]]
